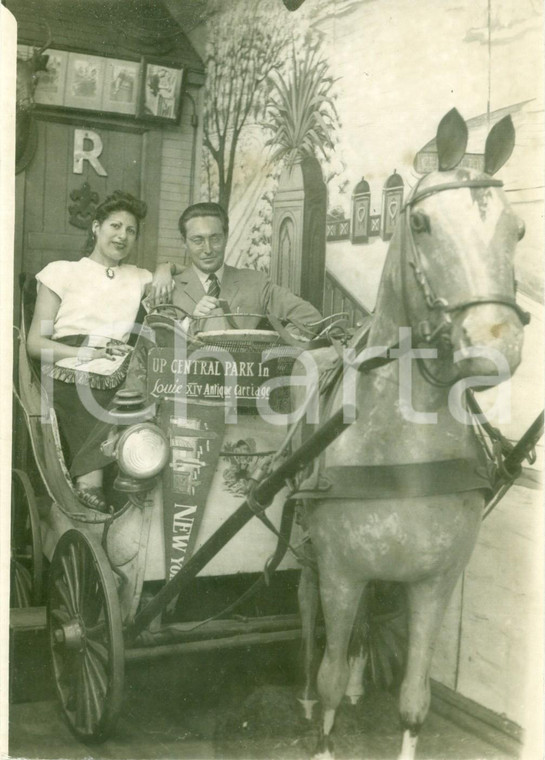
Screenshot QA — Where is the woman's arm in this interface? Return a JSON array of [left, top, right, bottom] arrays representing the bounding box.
[[27, 285, 117, 363], [146, 261, 183, 306]]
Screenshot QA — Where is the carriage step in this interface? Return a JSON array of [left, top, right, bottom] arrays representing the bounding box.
[[10, 606, 46, 632]]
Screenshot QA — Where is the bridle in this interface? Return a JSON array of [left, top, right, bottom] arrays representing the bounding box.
[[400, 176, 530, 387]]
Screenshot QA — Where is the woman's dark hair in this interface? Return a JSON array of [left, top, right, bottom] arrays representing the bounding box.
[[178, 202, 229, 239], [84, 191, 147, 253]]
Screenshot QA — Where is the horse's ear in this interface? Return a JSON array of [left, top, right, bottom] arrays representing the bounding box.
[[484, 115, 515, 175], [436, 108, 468, 171]]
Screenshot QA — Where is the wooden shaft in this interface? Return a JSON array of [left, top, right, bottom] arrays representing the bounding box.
[[125, 628, 303, 661], [126, 405, 356, 640]]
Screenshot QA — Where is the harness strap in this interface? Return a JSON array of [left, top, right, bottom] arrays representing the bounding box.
[[294, 459, 493, 501], [405, 178, 503, 207], [444, 296, 530, 325], [265, 313, 331, 349], [168, 497, 302, 635]]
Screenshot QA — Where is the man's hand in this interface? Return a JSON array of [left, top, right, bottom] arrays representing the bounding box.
[[193, 295, 220, 318]]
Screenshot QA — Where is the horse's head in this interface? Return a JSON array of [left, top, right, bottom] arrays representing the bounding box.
[[401, 108, 527, 380]]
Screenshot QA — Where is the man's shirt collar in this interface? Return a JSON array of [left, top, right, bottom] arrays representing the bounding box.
[[192, 264, 224, 289]]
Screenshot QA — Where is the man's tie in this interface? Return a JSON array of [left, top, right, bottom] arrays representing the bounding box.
[[207, 273, 220, 298]]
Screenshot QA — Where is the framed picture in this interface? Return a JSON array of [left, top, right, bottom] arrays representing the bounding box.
[[102, 58, 139, 115], [139, 60, 184, 123], [64, 52, 105, 111], [34, 49, 68, 107]]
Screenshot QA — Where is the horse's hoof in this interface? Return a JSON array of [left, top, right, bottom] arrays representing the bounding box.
[[346, 692, 363, 706], [312, 734, 334, 759], [297, 697, 318, 720], [398, 729, 419, 760]]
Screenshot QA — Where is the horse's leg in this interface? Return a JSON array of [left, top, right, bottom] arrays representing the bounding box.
[[345, 590, 368, 706], [397, 573, 460, 760], [314, 574, 365, 759], [297, 563, 320, 720]]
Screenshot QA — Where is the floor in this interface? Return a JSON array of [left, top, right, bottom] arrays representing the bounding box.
[[8, 625, 520, 760]]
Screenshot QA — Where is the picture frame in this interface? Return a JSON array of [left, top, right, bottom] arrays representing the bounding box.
[[138, 59, 184, 123], [33, 49, 68, 107], [102, 58, 140, 115], [64, 52, 105, 111]]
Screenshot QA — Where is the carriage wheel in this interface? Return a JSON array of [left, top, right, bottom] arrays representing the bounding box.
[[47, 529, 124, 742], [11, 469, 43, 607]]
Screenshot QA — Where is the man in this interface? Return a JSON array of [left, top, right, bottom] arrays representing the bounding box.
[[70, 202, 323, 483], [167, 202, 322, 332]]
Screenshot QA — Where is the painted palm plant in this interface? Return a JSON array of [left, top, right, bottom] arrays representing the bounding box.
[[264, 42, 339, 167]]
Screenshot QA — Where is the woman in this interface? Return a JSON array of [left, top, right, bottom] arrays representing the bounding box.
[[27, 191, 172, 512]]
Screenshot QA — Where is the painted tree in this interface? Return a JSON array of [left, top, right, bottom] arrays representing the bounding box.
[[201, 0, 296, 211], [264, 41, 340, 168]]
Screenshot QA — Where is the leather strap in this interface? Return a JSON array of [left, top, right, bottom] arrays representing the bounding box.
[[405, 178, 503, 207], [294, 459, 493, 500]]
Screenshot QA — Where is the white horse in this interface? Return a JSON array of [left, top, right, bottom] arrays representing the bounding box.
[[297, 108, 527, 759]]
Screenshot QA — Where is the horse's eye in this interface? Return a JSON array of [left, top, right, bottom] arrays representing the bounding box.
[[517, 219, 525, 241], [410, 211, 430, 233]]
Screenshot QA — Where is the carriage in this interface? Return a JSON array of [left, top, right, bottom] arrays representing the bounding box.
[[11, 285, 358, 742], [11, 108, 544, 759]]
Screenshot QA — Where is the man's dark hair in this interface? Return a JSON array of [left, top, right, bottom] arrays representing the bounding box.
[[178, 202, 229, 239]]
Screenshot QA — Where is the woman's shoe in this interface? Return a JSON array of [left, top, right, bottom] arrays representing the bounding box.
[[75, 486, 108, 513]]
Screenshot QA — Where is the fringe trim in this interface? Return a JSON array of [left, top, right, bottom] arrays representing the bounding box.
[[41, 362, 128, 390]]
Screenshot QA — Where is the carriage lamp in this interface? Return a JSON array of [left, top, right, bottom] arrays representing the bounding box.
[[115, 422, 169, 487]]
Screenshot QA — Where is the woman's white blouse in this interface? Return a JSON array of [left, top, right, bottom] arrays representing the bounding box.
[[36, 257, 152, 343]]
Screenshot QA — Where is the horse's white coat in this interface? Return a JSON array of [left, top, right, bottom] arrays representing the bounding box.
[[299, 147, 526, 758]]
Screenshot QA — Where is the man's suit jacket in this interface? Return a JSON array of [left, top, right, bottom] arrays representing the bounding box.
[[172, 265, 322, 331]]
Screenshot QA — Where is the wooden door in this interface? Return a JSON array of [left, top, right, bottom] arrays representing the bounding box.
[[21, 119, 147, 274], [13, 114, 161, 324]]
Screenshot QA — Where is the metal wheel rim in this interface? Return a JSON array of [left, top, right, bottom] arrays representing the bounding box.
[[47, 529, 124, 742], [11, 468, 43, 607]]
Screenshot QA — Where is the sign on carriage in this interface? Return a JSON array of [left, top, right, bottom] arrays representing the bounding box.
[[147, 346, 293, 408]]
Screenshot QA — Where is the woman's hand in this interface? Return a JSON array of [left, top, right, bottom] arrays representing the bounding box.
[[148, 263, 175, 307], [79, 343, 131, 362]]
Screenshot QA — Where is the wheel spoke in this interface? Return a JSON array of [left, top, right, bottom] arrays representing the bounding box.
[[74, 658, 84, 730], [61, 555, 79, 614], [13, 565, 31, 607], [48, 531, 123, 741], [85, 648, 108, 697], [75, 657, 93, 735], [69, 543, 82, 612], [58, 651, 78, 708], [76, 543, 89, 612], [83, 654, 104, 727], [86, 619, 107, 640], [54, 576, 76, 617], [86, 637, 109, 666], [82, 571, 102, 627], [50, 606, 71, 625]]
